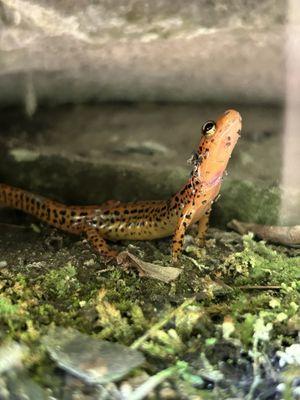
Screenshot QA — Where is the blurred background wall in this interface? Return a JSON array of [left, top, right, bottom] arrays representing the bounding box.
[[0, 0, 285, 107]]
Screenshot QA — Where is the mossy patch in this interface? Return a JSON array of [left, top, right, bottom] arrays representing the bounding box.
[[213, 180, 281, 226], [0, 222, 299, 398]]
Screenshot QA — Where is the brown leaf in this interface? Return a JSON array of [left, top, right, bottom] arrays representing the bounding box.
[[116, 251, 182, 283]]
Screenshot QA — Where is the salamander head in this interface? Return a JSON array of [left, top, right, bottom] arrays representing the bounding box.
[[195, 109, 242, 186]]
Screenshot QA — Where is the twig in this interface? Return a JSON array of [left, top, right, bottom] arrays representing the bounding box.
[[238, 285, 281, 290], [130, 296, 196, 350], [228, 219, 300, 247], [128, 363, 185, 400]]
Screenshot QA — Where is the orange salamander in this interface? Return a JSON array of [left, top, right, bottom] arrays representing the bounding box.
[[0, 109, 242, 263]]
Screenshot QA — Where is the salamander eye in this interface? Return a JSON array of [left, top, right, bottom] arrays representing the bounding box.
[[202, 120, 216, 137]]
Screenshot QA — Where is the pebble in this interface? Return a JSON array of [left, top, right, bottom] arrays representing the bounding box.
[[0, 341, 28, 374], [42, 327, 144, 385]]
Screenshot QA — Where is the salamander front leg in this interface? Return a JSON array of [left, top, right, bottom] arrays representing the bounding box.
[[196, 207, 211, 246], [84, 227, 118, 263], [172, 204, 196, 264]]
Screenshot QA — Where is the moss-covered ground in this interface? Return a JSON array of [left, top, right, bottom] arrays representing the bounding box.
[[0, 213, 299, 399]]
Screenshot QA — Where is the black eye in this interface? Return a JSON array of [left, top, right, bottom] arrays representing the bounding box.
[[202, 120, 216, 137]]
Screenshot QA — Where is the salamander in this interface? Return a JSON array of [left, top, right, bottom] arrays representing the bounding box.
[[0, 109, 242, 263]]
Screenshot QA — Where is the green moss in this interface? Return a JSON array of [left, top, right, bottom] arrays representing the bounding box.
[[0, 227, 299, 398], [223, 234, 300, 287], [213, 180, 281, 226], [42, 263, 80, 299], [0, 295, 20, 316]]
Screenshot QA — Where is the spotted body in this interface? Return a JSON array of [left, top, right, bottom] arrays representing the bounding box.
[[0, 110, 242, 263]]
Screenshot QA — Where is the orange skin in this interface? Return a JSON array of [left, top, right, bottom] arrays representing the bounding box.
[[0, 110, 242, 263]]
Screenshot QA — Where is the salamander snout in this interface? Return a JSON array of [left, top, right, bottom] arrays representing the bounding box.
[[223, 109, 242, 124]]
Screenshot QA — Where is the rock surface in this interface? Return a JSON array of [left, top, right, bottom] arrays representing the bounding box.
[[43, 327, 144, 385]]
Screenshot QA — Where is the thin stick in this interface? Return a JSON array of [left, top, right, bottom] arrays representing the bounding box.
[[238, 285, 281, 290], [130, 296, 196, 350]]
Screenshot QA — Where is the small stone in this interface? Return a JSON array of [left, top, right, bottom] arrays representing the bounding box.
[[0, 341, 28, 374], [277, 344, 300, 367], [43, 327, 144, 385], [0, 261, 7, 268], [5, 371, 47, 400]]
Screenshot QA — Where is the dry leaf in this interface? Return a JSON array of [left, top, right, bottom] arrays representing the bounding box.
[[117, 251, 182, 283]]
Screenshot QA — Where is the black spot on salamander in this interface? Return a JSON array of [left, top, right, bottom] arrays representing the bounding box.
[[80, 212, 88, 216], [60, 210, 66, 215], [186, 214, 192, 219], [114, 210, 120, 216], [227, 136, 231, 140], [130, 209, 137, 214], [202, 200, 207, 205], [61, 217, 66, 224], [175, 196, 179, 202], [124, 209, 129, 214]]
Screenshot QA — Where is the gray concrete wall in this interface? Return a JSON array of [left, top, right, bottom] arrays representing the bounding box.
[[0, 0, 286, 106]]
